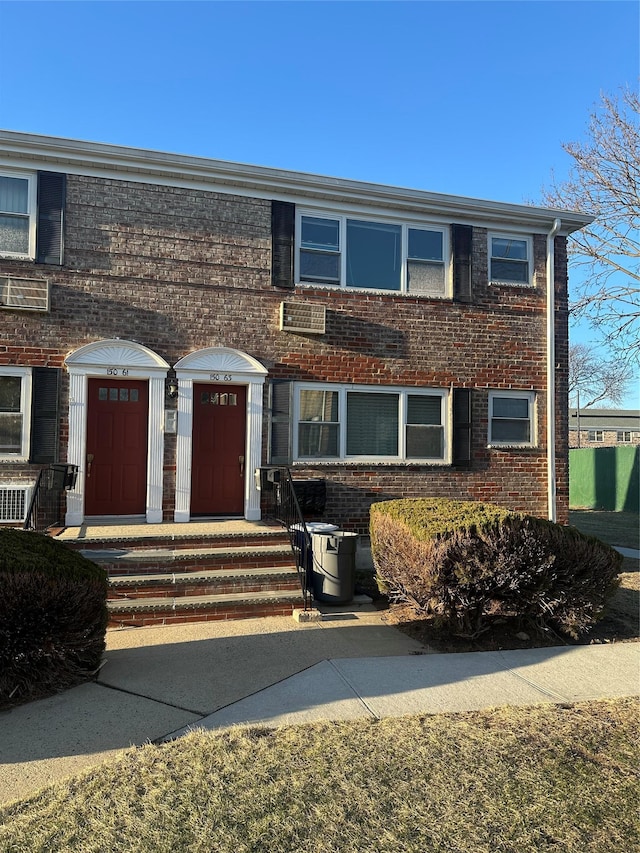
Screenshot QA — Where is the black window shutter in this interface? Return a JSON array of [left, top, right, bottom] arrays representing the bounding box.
[[452, 224, 473, 303], [452, 388, 472, 467], [271, 201, 295, 288], [29, 367, 60, 463], [36, 172, 66, 265], [269, 380, 293, 464]]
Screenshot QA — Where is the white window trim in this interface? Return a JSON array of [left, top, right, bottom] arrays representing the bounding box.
[[488, 389, 536, 448], [293, 382, 450, 463], [488, 232, 533, 287], [0, 170, 37, 260], [0, 365, 32, 461], [296, 209, 451, 297]]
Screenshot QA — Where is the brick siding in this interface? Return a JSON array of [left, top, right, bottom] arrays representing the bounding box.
[[0, 172, 570, 529]]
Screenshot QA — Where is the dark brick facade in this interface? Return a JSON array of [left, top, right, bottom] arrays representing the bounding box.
[[0, 150, 573, 532]]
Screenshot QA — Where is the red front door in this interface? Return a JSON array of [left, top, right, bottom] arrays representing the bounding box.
[[85, 379, 148, 516], [191, 384, 246, 516]]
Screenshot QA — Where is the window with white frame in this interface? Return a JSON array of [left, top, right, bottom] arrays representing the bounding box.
[[489, 233, 532, 285], [295, 384, 447, 461], [0, 367, 32, 459], [488, 391, 535, 446], [617, 431, 632, 443], [298, 211, 448, 296], [0, 172, 35, 258], [588, 430, 604, 443]]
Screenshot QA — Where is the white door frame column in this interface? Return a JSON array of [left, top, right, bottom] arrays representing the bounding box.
[[173, 347, 268, 522]]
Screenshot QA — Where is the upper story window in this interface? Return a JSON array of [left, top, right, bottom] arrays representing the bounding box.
[[588, 430, 604, 443], [0, 172, 36, 259], [298, 211, 448, 296], [488, 390, 536, 447], [489, 233, 532, 286], [295, 383, 448, 461], [0, 367, 32, 459]]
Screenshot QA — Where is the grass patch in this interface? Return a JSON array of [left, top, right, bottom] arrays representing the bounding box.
[[569, 511, 640, 551], [0, 699, 637, 853]]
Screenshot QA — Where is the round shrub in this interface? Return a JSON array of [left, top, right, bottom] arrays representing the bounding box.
[[371, 499, 622, 639], [0, 528, 108, 709]]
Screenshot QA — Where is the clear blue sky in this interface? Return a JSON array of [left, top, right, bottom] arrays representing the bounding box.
[[1, 0, 638, 403]]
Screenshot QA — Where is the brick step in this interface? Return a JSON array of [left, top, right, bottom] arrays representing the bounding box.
[[108, 565, 301, 599], [81, 543, 295, 576], [107, 589, 304, 628]]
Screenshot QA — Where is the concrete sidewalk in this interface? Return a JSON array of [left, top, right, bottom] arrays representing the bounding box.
[[1, 605, 638, 807]]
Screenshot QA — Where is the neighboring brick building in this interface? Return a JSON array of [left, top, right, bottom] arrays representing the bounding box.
[[0, 131, 592, 533], [569, 409, 640, 448]]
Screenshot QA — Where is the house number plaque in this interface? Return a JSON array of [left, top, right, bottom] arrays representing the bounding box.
[[106, 367, 129, 376], [209, 373, 233, 381]]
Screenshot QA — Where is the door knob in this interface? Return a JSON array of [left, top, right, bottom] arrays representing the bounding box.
[[87, 453, 94, 478], [239, 455, 245, 478]]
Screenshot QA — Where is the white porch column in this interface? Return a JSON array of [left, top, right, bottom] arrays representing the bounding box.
[[65, 372, 87, 527], [146, 375, 165, 523], [245, 380, 264, 521], [174, 377, 193, 522]]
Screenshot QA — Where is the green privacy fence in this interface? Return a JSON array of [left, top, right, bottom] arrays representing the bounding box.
[[569, 446, 639, 512]]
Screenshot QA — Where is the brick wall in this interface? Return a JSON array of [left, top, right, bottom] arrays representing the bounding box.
[[0, 172, 569, 529]]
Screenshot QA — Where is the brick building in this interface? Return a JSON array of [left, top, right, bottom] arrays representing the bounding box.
[[569, 409, 640, 448], [0, 131, 592, 533]]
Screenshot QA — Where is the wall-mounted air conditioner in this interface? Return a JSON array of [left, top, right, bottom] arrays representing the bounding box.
[[0, 485, 32, 523], [279, 301, 326, 334], [0, 276, 49, 311]]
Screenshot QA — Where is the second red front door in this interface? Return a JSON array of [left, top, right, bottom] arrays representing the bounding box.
[[191, 384, 247, 516]]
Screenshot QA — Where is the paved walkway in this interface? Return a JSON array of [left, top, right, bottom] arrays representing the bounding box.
[[1, 605, 638, 807]]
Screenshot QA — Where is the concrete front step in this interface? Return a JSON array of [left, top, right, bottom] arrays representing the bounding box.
[[107, 589, 304, 628], [82, 543, 295, 575], [109, 565, 301, 598]]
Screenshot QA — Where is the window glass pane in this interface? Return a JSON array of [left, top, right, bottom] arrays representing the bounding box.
[[298, 423, 339, 457], [300, 249, 340, 282], [130, 389, 139, 402], [407, 261, 445, 295], [109, 388, 118, 401], [408, 229, 443, 261], [0, 215, 29, 254], [492, 419, 530, 443], [99, 387, 108, 400], [491, 258, 529, 283], [0, 177, 28, 214], [492, 237, 527, 260], [347, 392, 398, 455], [406, 425, 444, 458], [0, 414, 22, 453], [119, 388, 129, 401], [299, 389, 338, 422], [408, 394, 442, 425], [0, 376, 22, 412], [301, 217, 339, 250], [493, 397, 529, 419], [346, 220, 401, 291]]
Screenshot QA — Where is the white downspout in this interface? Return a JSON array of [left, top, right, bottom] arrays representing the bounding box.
[[546, 217, 562, 522]]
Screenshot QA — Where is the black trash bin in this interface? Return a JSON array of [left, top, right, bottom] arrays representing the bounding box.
[[311, 531, 358, 604]]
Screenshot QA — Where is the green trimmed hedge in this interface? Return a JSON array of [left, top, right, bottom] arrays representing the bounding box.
[[370, 499, 622, 638], [0, 529, 108, 709]]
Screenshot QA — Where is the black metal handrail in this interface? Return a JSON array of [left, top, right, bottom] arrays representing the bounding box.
[[260, 467, 314, 610], [23, 464, 78, 533]]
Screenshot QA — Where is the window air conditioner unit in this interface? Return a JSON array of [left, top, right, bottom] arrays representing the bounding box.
[[0, 485, 32, 523], [0, 276, 50, 311], [279, 301, 326, 334]]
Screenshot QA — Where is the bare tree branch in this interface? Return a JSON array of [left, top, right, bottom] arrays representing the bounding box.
[[569, 343, 634, 408], [541, 87, 640, 363]]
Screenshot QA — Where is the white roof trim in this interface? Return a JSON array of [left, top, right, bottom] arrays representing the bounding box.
[[65, 339, 170, 371], [0, 130, 593, 235]]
